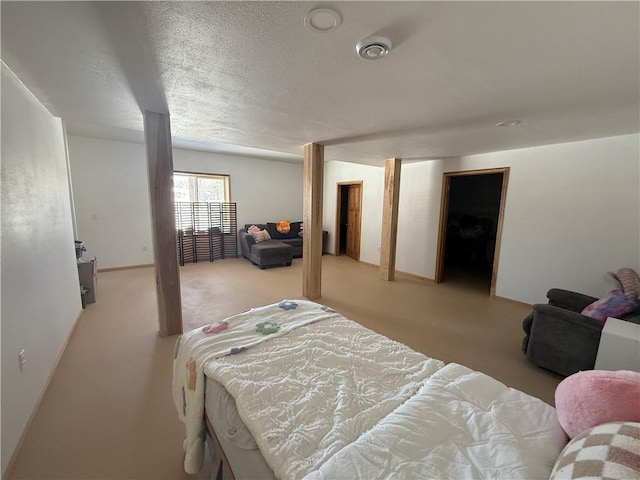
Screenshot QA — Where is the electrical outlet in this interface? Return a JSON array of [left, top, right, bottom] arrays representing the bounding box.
[[18, 349, 26, 372]]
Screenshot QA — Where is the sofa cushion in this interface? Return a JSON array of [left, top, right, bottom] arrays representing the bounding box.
[[267, 221, 301, 239], [581, 290, 638, 323], [247, 225, 262, 235], [281, 237, 303, 248], [250, 240, 293, 264], [289, 221, 302, 236], [251, 230, 271, 243], [276, 221, 291, 234], [555, 370, 640, 439], [549, 422, 640, 479], [245, 224, 267, 231]]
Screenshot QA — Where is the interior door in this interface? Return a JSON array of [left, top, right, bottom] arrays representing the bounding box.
[[346, 184, 362, 260], [434, 167, 510, 298]]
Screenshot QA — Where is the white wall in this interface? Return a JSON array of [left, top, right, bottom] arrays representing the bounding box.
[[174, 148, 303, 231], [395, 159, 458, 278], [461, 134, 639, 304], [67, 136, 303, 269], [67, 137, 153, 268], [1, 63, 82, 475], [325, 134, 640, 304], [69, 132, 639, 300], [323, 161, 384, 265]]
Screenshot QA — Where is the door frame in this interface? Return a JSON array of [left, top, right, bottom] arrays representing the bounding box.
[[334, 181, 363, 259], [434, 167, 510, 298]]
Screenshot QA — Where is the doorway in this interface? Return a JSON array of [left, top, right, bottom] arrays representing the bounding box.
[[435, 168, 509, 297], [335, 181, 362, 260]]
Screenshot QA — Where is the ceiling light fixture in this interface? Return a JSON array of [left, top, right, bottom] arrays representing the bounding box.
[[304, 8, 342, 33], [496, 120, 521, 127], [356, 36, 392, 60]]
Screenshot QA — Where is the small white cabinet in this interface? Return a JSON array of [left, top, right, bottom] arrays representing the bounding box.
[[78, 258, 97, 306]]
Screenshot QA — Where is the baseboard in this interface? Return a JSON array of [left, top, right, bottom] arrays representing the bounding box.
[[494, 295, 532, 308], [358, 260, 379, 269], [98, 263, 154, 272], [4, 308, 84, 477], [396, 270, 435, 282], [356, 261, 434, 282], [358, 263, 524, 301]]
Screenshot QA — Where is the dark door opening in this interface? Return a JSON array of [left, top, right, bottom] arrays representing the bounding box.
[[335, 182, 362, 260], [339, 185, 349, 255], [438, 171, 507, 294]]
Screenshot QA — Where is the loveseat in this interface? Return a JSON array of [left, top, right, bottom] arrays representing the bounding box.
[[239, 222, 328, 268]]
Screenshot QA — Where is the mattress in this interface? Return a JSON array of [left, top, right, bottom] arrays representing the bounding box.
[[205, 378, 275, 479]]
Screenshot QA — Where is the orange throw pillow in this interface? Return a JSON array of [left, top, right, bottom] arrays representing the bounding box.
[[276, 221, 291, 234]]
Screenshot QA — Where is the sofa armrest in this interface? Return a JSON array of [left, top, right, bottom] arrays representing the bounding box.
[[238, 230, 255, 258], [526, 303, 603, 376], [546, 288, 598, 312], [533, 304, 603, 330]]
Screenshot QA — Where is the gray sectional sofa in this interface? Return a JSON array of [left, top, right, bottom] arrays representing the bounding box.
[[239, 222, 328, 268]]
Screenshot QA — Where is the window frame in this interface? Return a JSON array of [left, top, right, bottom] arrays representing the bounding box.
[[173, 171, 231, 203], [173, 172, 233, 234]]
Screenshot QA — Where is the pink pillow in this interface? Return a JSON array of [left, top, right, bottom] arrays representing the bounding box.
[[555, 370, 640, 439], [581, 289, 637, 323]]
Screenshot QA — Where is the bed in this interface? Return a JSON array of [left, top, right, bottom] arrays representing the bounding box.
[[173, 300, 567, 479]]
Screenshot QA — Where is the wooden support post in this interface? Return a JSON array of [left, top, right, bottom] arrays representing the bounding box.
[[143, 110, 183, 337], [302, 143, 324, 300], [379, 158, 402, 281]]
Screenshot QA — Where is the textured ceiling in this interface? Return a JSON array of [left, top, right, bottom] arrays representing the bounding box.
[[2, 1, 638, 165]]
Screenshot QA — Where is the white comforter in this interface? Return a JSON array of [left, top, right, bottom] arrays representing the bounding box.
[[305, 363, 567, 479], [173, 300, 566, 479]]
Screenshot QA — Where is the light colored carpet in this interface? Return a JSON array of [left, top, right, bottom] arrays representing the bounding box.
[[7, 255, 561, 479]]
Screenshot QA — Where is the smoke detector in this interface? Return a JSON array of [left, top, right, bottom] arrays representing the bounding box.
[[356, 36, 392, 60]]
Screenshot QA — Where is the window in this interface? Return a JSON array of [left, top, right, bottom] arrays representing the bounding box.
[[173, 172, 234, 234], [173, 172, 230, 203]]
